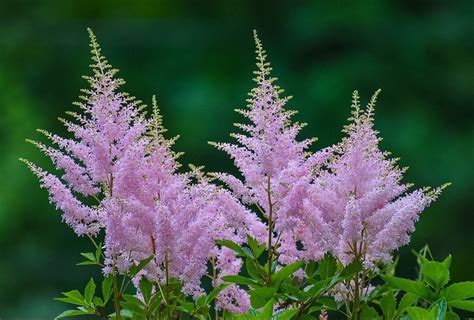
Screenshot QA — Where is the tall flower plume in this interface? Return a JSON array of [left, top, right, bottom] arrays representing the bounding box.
[[21, 28, 148, 236], [302, 90, 449, 266], [22, 30, 264, 303], [211, 31, 331, 265]]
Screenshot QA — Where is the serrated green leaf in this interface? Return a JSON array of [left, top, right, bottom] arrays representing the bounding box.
[[95, 243, 102, 261], [102, 275, 113, 303], [177, 302, 195, 313], [216, 240, 248, 257], [445, 311, 460, 320], [433, 298, 447, 320], [246, 258, 263, 282], [247, 236, 259, 255], [397, 292, 418, 316], [206, 283, 230, 304], [139, 278, 153, 303], [317, 297, 338, 310], [260, 298, 274, 319], [380, 291, 396, 319], [360, 305, 381, 319], [77, 261, 99, 266], [55, 290, 84, 306], [317, 255, 337, 280], [54, 297, 84, 306], [272, 308, 297, 320], [443, 281, 474, 301], [406, 306, 436, 320], [280, 282, 307, 301], [449, 299, 474, 312], [93, 296, 104, 307], [80, 252, 95, 261], [272, 260, 304, 283], [84, 278, 96, 305], [305, 261, 317, 278], [249, 287, 277, 309], [422, 260, 450, 290], [128, 255, 154, 278], [382, 275, 431, 299], [149, 294, 162, 313], [340, 260, 363, 278], [222, 275, 258, 286], [121, 301, 145, 315], [55, 309, 90, 319]]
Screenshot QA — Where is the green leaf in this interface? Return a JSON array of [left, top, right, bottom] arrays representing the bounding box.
[[177, 302, 195, 313], [433, 298, 447, 320], [260, 299, 274, 319], [77, 261, 99, 266], [128, 255, 154, 278], [272, 308, 297, 320], [280, 283, 307, 301], [55, 290, 84, 306], [121, 301, 146, 315], [443, 281, 474, 301], [102, 275, 113, 303], [149, 294, 162, 313], [55, 309, 90, 319], [422, 260, 450, 290], [305, 261, 317, 278], [206, 283, 231, 304], [360, 305, 381, 320], [93, 296, 104, 307], [441, 255, 452, 269], [272, 260, 304, 283], [95, 243, 102, 261], [247, 236, 261, 257], [340, 260, 363, 278], [80, 252, 95, 261], [397, 292, 418, 316], [139, 278, 153, 303], [380, 291, 396, 319], [449, 299, 474, 312], [317, 297, 338, 310], [406, 306, 435, 320], [317, 255, 337, 280], [84, 278, 96, 305], [381, 275, 431, 299], [249, 287, 277, 309], [246, 258, 263, 282], [445, 311, 460, 320], [121, 294, 145, 315], [216, 240, 248, 257], [222, 275, 258, 286]]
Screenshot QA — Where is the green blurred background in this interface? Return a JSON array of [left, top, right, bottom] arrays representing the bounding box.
[[0, 0, 472, 318]]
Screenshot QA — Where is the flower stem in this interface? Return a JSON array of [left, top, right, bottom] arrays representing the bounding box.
[[113, 274, 122, 320], [266, 175, 273, 286]]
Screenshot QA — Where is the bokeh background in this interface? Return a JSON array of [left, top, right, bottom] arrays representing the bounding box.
[[0, 0, 472, 318]]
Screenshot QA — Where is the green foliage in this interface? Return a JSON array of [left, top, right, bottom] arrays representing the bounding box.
[[376, 247, 474, 319], [55, 277, 112, 319]]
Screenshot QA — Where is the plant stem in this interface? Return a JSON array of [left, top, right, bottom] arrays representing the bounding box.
[[165, 253, 171, 319], [113, 275, 122, 320], [266, 175, 273, 286]]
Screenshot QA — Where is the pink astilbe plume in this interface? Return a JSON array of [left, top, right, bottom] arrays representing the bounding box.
[[22, 31, 263, 303], [303, 90, 449, 267], [211, 31, 330, 264], [104, 108, 264, 300], [21, 29, 148, 236]]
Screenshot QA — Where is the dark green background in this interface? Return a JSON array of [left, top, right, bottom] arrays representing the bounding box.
[[0, 0, 472, 317]]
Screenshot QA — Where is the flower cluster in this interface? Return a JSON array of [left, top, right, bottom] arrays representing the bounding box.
[[211, 31, 332, 266], [294, 90, 449, 267], [23, 30, 449, 318], [22, 30, 263, 304]]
